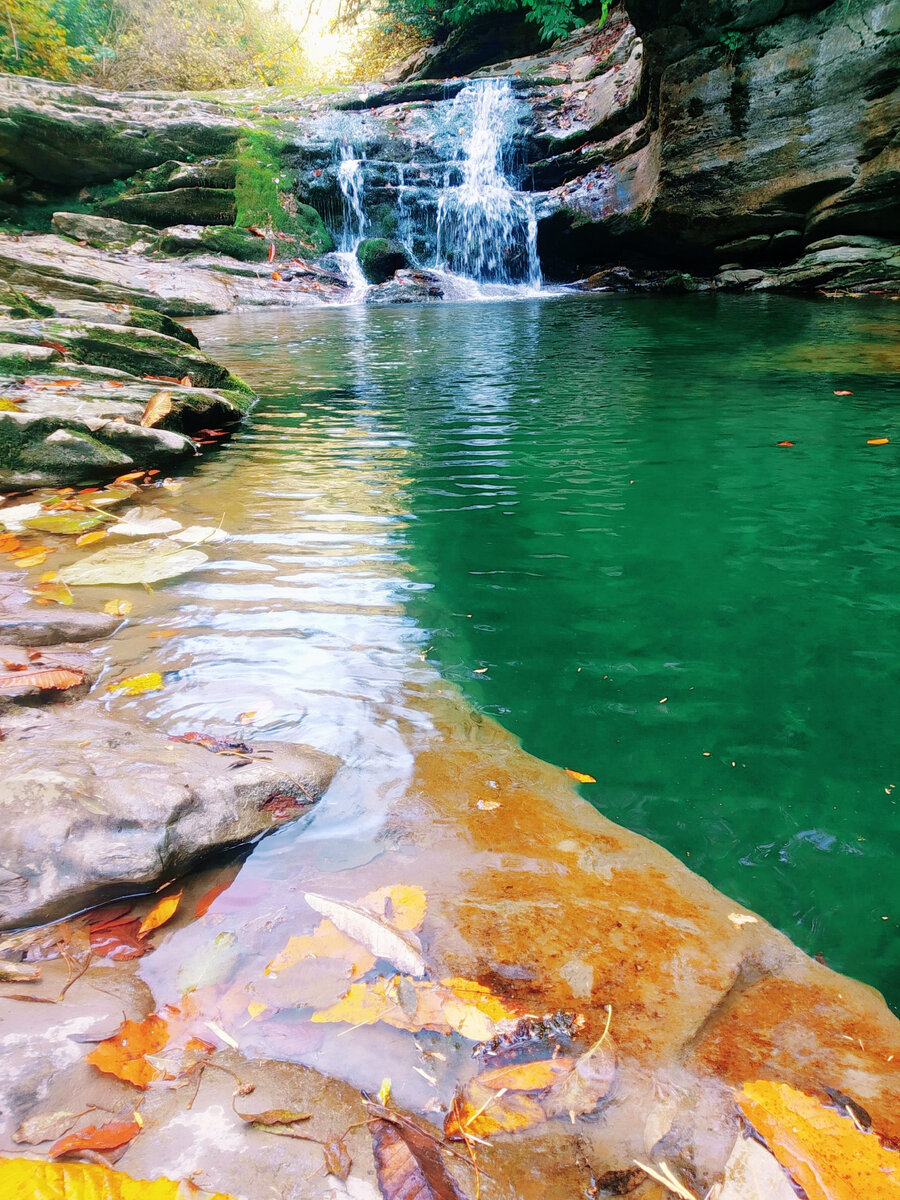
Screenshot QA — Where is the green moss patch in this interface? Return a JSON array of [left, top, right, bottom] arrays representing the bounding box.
[[234, 131, 333, 256]]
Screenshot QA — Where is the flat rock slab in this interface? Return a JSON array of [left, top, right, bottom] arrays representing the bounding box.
[[0, 705, 340, 929]]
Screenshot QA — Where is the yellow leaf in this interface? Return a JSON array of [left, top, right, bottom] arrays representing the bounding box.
[[108, 671, 164, 696], [868, 437, 890, 445], [359, 883, 427, 932], [265, 919, 376, 980], [140, 390, 174, 428], [470, 1058, 575, 1092], [76, 529, 109, 547], [736, 1080, 900, 1200], [104, 599, 133, 616], [0, 1157, 236, 1198], [138, 891, 182, 937], [247, 1000, 267, 1019], [27, 580, 74, 606], [565, 768, 596, 783]]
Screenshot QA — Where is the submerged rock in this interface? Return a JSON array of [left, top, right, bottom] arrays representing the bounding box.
[[0, 706, 340, 928]]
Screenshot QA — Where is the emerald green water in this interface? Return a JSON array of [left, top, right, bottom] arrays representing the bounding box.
[[196, 292, 899, 1003]]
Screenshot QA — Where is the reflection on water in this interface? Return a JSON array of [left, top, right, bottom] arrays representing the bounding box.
[[89, 293, 900, 1017]]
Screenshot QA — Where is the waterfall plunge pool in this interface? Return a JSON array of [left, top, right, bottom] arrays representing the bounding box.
[[95, 290, 900, 1009]]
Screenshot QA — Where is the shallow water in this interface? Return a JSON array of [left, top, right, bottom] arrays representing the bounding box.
[[100, 292, 900, 1006]]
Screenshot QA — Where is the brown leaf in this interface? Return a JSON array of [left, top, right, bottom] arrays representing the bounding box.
[[370, 1116, 468, 1200], [13, 1109, 84, 1145], [234, 1108, 311, 1127], [324, 1136, 352, 1181], [48, 1118, 141, 1159], [140, 390, 174, 429], [0, 667, 84, 692]]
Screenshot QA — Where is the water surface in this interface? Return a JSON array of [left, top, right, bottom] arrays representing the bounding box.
[[106, 293, 900, 1004]]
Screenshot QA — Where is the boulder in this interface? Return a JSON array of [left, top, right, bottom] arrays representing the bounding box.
[[51, 211, 158, 252], [136, 158, 238, 192], [365, 268, 446, 303], [0, 74, 243, 187], [97, 188, 237, 229], [0, 705, 340, 928], [356, 237, 411, 283]]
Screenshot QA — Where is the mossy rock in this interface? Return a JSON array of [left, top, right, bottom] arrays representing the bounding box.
[[136, 160, 237, 193], [234, 131, 334, 257], [97, 188, 237, 229], [356, 238, 411, 284], [51, 211, 157, 251]]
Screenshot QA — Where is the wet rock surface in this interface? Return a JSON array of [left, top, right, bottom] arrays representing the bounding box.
[[0, 704, 340, 928]]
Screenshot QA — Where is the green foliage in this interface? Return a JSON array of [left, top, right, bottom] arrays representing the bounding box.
[[370, 0, 606, 41], [0, 0, 88, 78]]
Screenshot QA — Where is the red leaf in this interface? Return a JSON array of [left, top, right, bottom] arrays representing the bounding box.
[[48, 1119, 141, 1159], [89, 919, 151, 960], [194, 879, 233, 918]]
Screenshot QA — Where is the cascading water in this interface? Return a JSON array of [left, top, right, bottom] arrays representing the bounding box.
[[321, 78, 543, 298], [435, 79, 542, 288]]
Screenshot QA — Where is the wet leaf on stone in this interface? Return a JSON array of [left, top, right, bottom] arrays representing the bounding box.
[[49, 1118, 141, 1159], [60, 542, 208, 587], [13, 1109, 83, 1146], [323, 1136, 352, 1181], [140, 390, 174, 428], [138, 891, 182, 937], [0, 1158, 237, 1198], [0, 960, 40, 983], [0, 666, 84, 692], [104, 598, 133, 616], [89, 918, 150, 961], [266, 919, 376, 981], [27, 579, 74, 606], [75, 529, 109, 547], [86, 1014, 170, 1088], [736, 1080, 900, 1200], [370, 1116, 468, 1200], [234, 1107, 311, 1128]]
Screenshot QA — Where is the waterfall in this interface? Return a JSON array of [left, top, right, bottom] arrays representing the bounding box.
[[435, 80, 541, 288], [322, 77, 543, 298]]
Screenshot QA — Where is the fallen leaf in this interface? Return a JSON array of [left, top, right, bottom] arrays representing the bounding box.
[[0, 533, 22, 553], [75, 529, 109, 547], [49, 1118, 141, 1159], [467, 1058, 574, 1092], [103, 599, 133, 616], [0, 961, 41, 983], [0, 1158, 237, 1198], [867, 437, 889, 445], [777, 441, 794, 447], [324, 1136, 352, 1181], [138, 891, 182, 937], [266, 920, 377, 981], [247, 1000, 267, 1019], [139, 391, 174, 428], [728, 913, 758, 928], [712, 1132, 798, 1200], [86, 1014, 169, 1088], [107, 672, 164, 697], [565, 768, 596, 783], [27, 579, 74, 606], [238, 710, 257, 724], [169, 731, 251, 755], [234, 1107, 311, 1128], [370, 1116, 467, 1200], [60, 542, 208, 586], [13, 1109, 83, 1146], [267, 243, 276, 262], [24, 513, 105, 536], [304, 891, 426, 976], [195, 878, 234, 918], [89, 918, 151, 961], [833, 390, 853, 396], [271, 270, 283, 281], [0, 667, 84, 692], [736, 1080, 900, 1200]]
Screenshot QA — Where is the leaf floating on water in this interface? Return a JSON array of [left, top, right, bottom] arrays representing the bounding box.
[[138, 891, 182, 937], [867, 438, 890, 445], [139, 390, 174, 429], [736, 1080, 900, 1200], [777, 441, 795, 447], [0, 1158, 237, 1199], [107, 672, 164, 697], [565, 768, 596, 784], [86, 1014, 169, 1088], [104, 598, 133, 617], [27, 579, 74, 606], [266, 920, 376, 982], [370, 1116, 468, 1200], [48, 1118, 142, 1159], [304, 891, 426, 977], [833, 390, 854, 396], [60, 542, 208, 587], [25, 513, 106, 536], [75, 530, 109, 547]]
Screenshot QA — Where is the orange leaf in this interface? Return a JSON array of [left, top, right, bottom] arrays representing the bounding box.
[[565, 768, 596, 783], [471, 1058, 574, 1092], [195, 878, 233, 918], [180, 376, 192, 387], [112, 471, 147, 485], [138, 892, 182, 937], [777, 441, 794, 447], [867, 437, 889, 445], [736, 1080, 900, 1200], [0, 534, 21, 553], [140, 390, 174, 429], [267, 243, 276, 262], [86, 1014, 169, 1088], [833, 390, 854, 396], [27, 580, 74, 606], [271, 271, 283, 281], [76, 529, 109, 547], [0, 667, 83, 691], [49, 1119, 141, 1159]]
